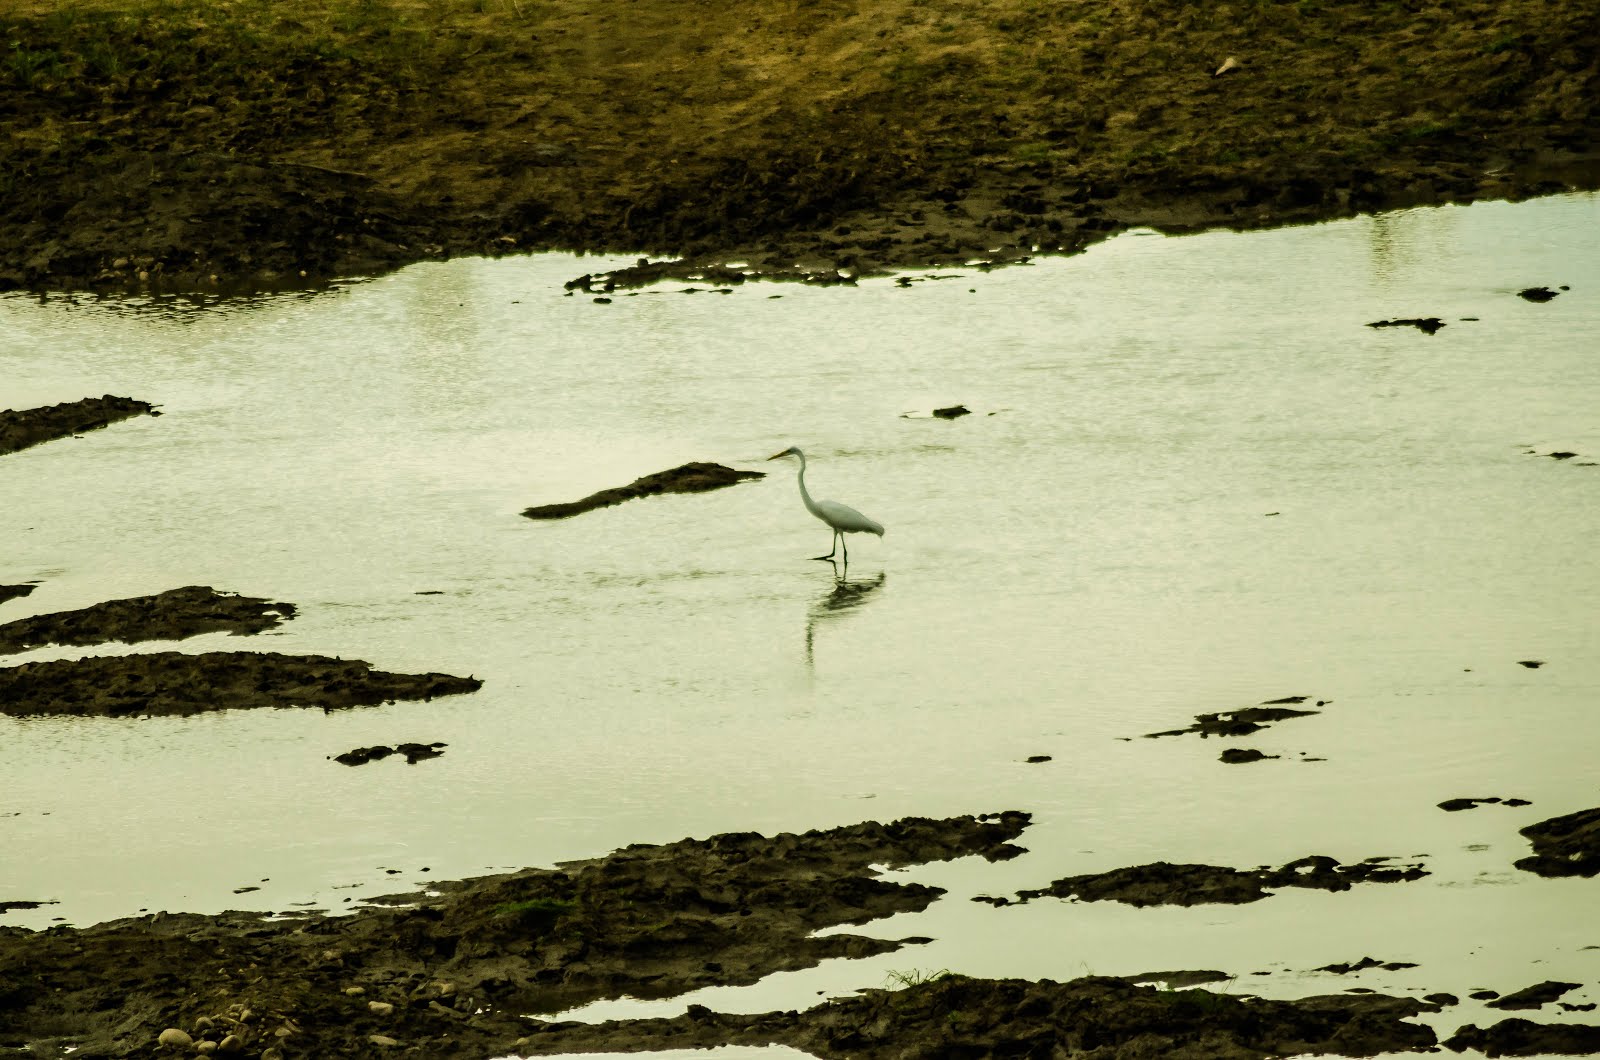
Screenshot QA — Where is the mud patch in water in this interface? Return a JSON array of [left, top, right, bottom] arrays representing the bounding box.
[[0, 651, 481, 718], [521, 462, 764, 519], [0, 395, 158, 456], [0, 585, 294, 655]]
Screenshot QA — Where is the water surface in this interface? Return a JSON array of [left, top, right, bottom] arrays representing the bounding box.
[[3, 193, 1598, 1043]]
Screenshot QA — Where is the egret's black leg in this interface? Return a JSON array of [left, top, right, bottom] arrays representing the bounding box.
[[842, 534, 849, 563], [812, 530, 838, 561]]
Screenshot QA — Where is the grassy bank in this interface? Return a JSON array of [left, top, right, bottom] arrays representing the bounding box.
[[2, 0, 1597, 291]]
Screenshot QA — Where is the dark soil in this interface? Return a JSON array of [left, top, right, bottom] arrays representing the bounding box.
[[1445, 1018, 1600, 1057], [0, 396, 158, 456], [0, 812, 1029, 1057], [2, 0, 1597, 297], [520, 462, 764, 519], [1486, 981, 1584, 1010], [518, 974, 1444, 1058], [1513, 806, 1600, 878], [1517, 286, 1563, 301], [1015, 855, 1428, 907], [332, 742, 448, 765], [0, 585, 36, 607], [0, 585, 295, 655], [0, 651, 481, 717]]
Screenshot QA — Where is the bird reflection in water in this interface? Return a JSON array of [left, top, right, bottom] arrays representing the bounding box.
[[804, 560, 886, 670]]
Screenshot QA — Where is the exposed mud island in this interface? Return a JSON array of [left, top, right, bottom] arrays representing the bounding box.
[[5, 0, 1600, 1056]]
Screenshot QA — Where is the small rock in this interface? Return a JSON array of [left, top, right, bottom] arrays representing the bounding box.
[[1517, 286, 1560, 302], [1220, 748, 1278, 764], [932, 404, 971, 419], [1518, 660, 1545, 668], [368, 1034, 401, 1047], [368, 1001, 395, 1016], [344, 985, 366, 995], [1366, 317, 1446, 334], [158, 1028, 193, 1049], [218, 1034, 244, 1053], [1025, 754, 1052, 763], [196, 1043, 218, 1055]]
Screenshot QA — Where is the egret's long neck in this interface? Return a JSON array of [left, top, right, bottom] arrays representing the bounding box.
[[795, 455, 823, 517]]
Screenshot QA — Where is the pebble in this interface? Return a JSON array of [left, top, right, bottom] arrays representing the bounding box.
[[218, 1033, 244, 1053], [368, 1034, 401, 1046], [194, 1015, 214, 1032], [196, 1043, 218, 1055], [344, 985, 366, 995], [158, 1028, 193, 1049], [368, 1001, 395, 1016]]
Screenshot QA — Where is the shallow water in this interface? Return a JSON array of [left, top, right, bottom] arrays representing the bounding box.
[[4, 193, 1599, 1045]]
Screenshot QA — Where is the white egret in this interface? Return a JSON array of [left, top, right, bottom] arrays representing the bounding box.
[[767, 446, 885, 561]]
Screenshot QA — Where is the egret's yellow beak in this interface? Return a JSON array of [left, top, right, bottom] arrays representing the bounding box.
[[767, 450, 789, 461]]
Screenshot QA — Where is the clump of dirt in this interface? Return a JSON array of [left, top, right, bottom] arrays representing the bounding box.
[[1444, 1018, 1600, 1056], [0, 396, 158, 456], [1015, 855, 1428, 907], [332, 742, 447, 765], [521, 462, 765, 519], [2, 0, 1597, 296], [0, 812, 1029, 1057], [1486, 981, 1584, 1010], [1367, 317, 1447, 334], [1517, 286, 1565, 302], [0, 585, 295, 655], [0, 584, 36, 607], [518, 974, 1443, 1058], [1513, 806, 1600, 877], [0, 651, 481, 717]]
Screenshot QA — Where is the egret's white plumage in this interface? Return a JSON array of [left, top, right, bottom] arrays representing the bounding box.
[[767, 446, 884, 561]]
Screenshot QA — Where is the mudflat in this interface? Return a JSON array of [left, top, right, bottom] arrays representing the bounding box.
[[2, 0, 1597, 294]]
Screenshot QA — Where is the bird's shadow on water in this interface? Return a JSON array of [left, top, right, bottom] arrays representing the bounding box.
[[804, 560, 887, 671]]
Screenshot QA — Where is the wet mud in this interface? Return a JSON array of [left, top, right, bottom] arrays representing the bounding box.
[[518, 974, 1444, 1058], [1438, 796, 1532, 812], [0, 585, 35, 608], [0, 651, 481, 718], [1485, 981, 1583, 1010], [1144, 698, 1322, 739], [1367, 317, 1447, 334], [1010, 854, 1428, 907], [0, 586, 294, 656], [332, 742, 448, 766], [520, 462, 764, 519], [0, 812, 1028, 1058], [1513, 806, 1600, 878], [1445, 1019, 1600, 1057], [0, 396, 158, 456], [1317, 957, 1421, 975]]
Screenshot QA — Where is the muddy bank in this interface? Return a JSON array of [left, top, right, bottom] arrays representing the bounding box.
[[0, 651, 481, 717], [1009, 854, 1428, 907], [1445, 1019, 1600, 1056], [1, 0, 1597, 296], [0, 396, 158, 456], [0, 585, 35, 607], [0, 812, 1028, 1057], [0, 586, 294, 655], [521, 462, 764, 519], [519, 973, 1443, 1058], [1514, 806, 1600, 877]]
